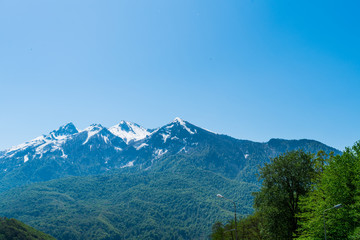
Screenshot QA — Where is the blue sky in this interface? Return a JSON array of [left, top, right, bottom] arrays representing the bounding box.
[[0, 0, 359, 151]]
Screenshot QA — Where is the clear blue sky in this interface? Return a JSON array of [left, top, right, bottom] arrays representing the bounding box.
[[0, 0, 359, 151]]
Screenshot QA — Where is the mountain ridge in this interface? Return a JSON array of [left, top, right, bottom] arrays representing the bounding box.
[[0, 118, 340, 192]]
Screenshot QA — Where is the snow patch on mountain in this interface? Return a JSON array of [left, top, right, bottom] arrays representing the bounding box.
[[173, 117, 195, 134], [109, 121, 151, 144], [120, 160, 135, 168], [82, 124, 103, 145], [201, 127, 217, 134], [136, 143, 148, 150], [2, 123, 79, 159], [6, 136, 45, 156], [161, 133, 171, 143], [103, 136, 109, 144], [114, 147, 123, 152], [154, 149, 168, 158], [178, 146, 187, 153], [61, 150, 68, 159]]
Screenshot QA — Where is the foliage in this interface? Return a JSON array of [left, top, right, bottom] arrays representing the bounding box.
[[211, 211, 264, 240], [253, 150, 314, 239], [297, 142, 360, 239], [0, 217, 55, 240], [0, 161, 259, 240]]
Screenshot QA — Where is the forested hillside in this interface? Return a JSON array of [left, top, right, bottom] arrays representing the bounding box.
[[0, 217, 55, 240], [0, 164, 258, 240]]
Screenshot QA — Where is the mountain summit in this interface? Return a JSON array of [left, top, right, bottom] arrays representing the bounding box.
[[109, 121, 151, 144], [49, 122, 78, 138]]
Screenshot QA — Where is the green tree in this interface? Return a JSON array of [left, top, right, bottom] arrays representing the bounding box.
[[237, 211, 264, 240], [297, 142, 360, 239], [211, 221, 225, 240], [295, 151, 331, 240], [253, 150, 314, 239], [211, 212, 264, 240]]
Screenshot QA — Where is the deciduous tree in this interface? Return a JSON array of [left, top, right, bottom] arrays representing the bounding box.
[[253, 150, 314, 239]]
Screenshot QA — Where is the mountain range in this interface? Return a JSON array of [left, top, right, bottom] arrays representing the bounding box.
[[0, 118, 341, 239]]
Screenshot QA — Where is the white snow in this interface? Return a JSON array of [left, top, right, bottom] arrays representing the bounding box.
[[61, 150, 68, 159], [136, 143, 148, 150], [103, 136, 109, 144], [82, 125, 102, 145], [161, 133, 171, 143], [178, 146, 187, 153], [201, 127, 217, 134], [3, 130, 73, 159], [114, 147, 123, 152], [109, 121, 151, 144], [173, 117, 195, 134], [4, 122, 80, 158], [120, 160, 135, 168], [154, 149, 168, 158], [6, 136, 46, 154]]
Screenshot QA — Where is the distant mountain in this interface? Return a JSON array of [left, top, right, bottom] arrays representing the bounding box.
[[0, 118, 340, 191], [0, 217, 55, 240]]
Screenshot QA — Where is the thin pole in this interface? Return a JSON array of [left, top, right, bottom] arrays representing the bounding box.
[[217, 194, 238, 240], [323, 212, 327, 240], [323, 204, 342, 240], [233, 201, 238, 240]]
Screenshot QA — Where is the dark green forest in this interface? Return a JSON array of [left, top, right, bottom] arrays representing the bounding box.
[[0, 217, 55, 240], [0, 161, 258, 240], [211, 142, 360, 240]]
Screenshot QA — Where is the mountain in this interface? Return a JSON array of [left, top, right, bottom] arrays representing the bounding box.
[[0, 118, 342, 239], [0, 217, 55, 240], [0, 118, 340, 191]]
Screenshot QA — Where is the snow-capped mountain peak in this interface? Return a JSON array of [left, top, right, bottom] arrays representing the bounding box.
[[81, 124, 106, 145], [48, 122, 78, 139], [2, 123, 79, 159], [83, 124, 104, 132], [109, 121, 151, 144], [173, 117, 184, 123], [170, 117, 195, 135]]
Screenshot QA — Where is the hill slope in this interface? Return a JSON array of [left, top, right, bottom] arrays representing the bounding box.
[[0, 164, 258, 240], [0, 217, 55, 240]]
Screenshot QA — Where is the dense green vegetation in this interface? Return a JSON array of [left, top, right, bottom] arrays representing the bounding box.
[[297, 142, 360, 239], [0, 159, 259, 240], [0, 217, 55, 240], [211, 142, 360, 239]]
